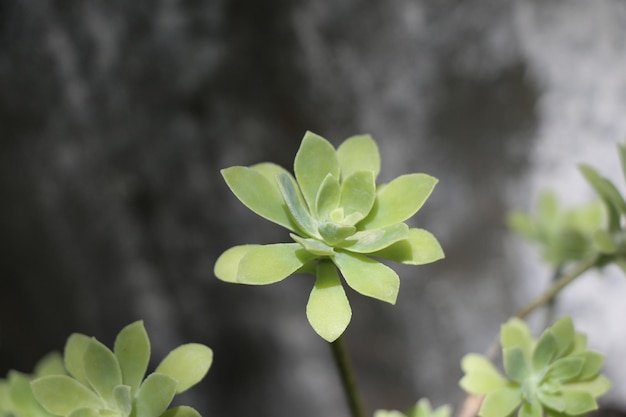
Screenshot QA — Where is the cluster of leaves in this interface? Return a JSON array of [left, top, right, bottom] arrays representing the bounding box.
[[1, 321, 213, 417], [374, 398, 451, 417], [214, 131, 444, 341], [460, 316, 610, 417]]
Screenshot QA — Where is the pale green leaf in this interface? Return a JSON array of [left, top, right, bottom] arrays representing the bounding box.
[[64, 333, 92, 386], [306, 262, 352, 342], [500, 318, 533, 359], [113, 385, 132, 416], [134, 374, 177, 417], [359, 174, 438, 230], [277, 172, 317, 236], [562, 390, 597, 415], [503, 347, 530, 383], [69, 408, 99, 417], [563, 375, 611, 397], [546, 357, 584, 383], [571, 352, 604, 380], [333, 251, 399, 304], [517, 399, 542, 417], [371, 228, 444, 265], [536, 391, 565, 412], [339, 171, 376, 223], [374, 411, 406, 417], [31, 375, 104, 416], [159, 406, 203, 417], [83, 338, 123, 403], [532, 332, 558, 372], [155, 344, 213, 394], [114, 321, 151, 394], [336, 134, 380, 179], [221, 166, 295, 231], [315, 174, 341, 220], [291, 234, 336, 256], [459, 354, 508, 395], [549, 316, 575, 357], [237, 243, 317, 284], [579, 164, 626, 215], [34, 352, 66, 377], [214, 245, 259, 283], [317, 222, 357, 245], [7, 371, 41, 416], [340, 223, 409, 253], [506, 212, 538, 240], [294, 131, 339, 213], [479, 387, 521, 417]]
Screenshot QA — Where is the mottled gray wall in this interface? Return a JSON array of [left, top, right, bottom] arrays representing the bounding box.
[[1, 1, 625, 417]]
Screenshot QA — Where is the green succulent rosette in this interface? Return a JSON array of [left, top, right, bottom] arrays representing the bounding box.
[[460, 316, 610, 417], [30, 321, 213, 417], [374, 398, 451, 417], [214, 131, 444, 342]]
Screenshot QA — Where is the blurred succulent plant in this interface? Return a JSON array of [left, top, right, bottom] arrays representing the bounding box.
[[214, 131, 444, 341], [30, 321, 213, 417], [0, 352, 66, 417], [374, 398, 451, 417], [507, 190, 603, 266], [460, 316, 610, 417]]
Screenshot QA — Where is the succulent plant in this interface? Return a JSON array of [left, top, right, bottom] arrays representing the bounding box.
[[460, 316, 610, 417], [214, 131, 444, 341], [374, 398, 451, 417]]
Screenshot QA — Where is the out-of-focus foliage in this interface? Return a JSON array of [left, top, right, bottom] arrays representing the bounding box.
[[374, 398, 451, 417]]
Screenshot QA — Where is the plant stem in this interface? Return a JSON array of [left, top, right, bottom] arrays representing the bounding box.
[[330, 335, 366, 417]]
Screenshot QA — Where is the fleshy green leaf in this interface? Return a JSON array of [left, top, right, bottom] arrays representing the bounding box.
[[114, 321, 151, 394], [333, 251, 399, 304], [237, 243, 317, 284], [155, 344, 213, 394], [370, 228, 444, 265], [31, 375, 104, 416], [518, 399, 542, 417], [579, 164, 626, 213], [549, 316, 575, 357], [221, 166, 294, 231], [64, 334, 92, 386], [317, 222, 357, 245], [134, 374, 178, 417], [34, 352, 66, 377], [69, 408, 99, 417], [291, 234, 336, 256], [501, 318, 533, 359], [113, 385, 132, 416], [316, 174, 341, 220], [572, 352, 605, 380], [339, 171, 376, 223], [564, 375, 611, 397], [359, 174, 438, 230], [83, 338, 123, 403], [306, 262, 352, 342], [503, 347, 530, 383], [277, 172, 317, 236], [214, 245, 259, 283], [546, 357, 584, 383], [336, 134, 380, 179], [562, 390, 597, 415], [459, 354, 508, 394], [160, 406, 203, 417], [340, 223, 409, 253], [532, 332, 558, 372], [480, 386, 521, 417], [294, 132, 339, 214], [536, 390, 566, 412]]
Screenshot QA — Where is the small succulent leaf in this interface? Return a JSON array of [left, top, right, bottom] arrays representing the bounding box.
[[501, 318, 533, 359], [333, 251, 399, 304], [340, 223, 409, 254], [64, 333, 92, 386], [532, 332, 559, 372], [221, 166, 295, 231], [360, 174, 438, 230], [69, 408, 100, 417], [536, 391, 566, 412], [411, 398, 433, 417], [339, 171, 376, 222], [503, 347, 530, 383], [374, 411, 405, 417], [336, 134, 380, 179], [316, 174, 341, 220], [294, 131, 339, 214], [518, 399, 543, 417], [113, 385, 132, 416], [250, 162, 289, 183], [291, 234, 335, 256], [564, 375, 611, 397], [507, 212, 539, 241], [34, 352, 66, 376], [31, 375, 104, 416], [317, 222, 357, 245], [371, 228, 444, 265], [83, 338, 123, 403], [159, 406, 203, 417], [572, 352, 604, 380], [562, 390, 597, 415], [277, 172, 317, 235], [538, 191, 559, 224], [113, 321, 151, 394], [214, 245, 259, 283], [306, 262, 352, 342], [546, 357, 584, 383], [134, 374, 177, 417], [430, 404, 452, 417], [7, 371, 34, 410], [237, 243, 317, 284], [549, 316, 575, 357], [459, 354, 508, 394], [479, 387, 521, 417], [572, 333, 588, 354], [579, 164, 626, 214], [155, 344, 213, 394]]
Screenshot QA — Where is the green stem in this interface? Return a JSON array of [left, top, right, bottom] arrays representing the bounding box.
[[330, 335, 366, 417]]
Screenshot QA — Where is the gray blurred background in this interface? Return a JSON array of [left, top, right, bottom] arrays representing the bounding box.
[[1, 1, 626, 416]]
